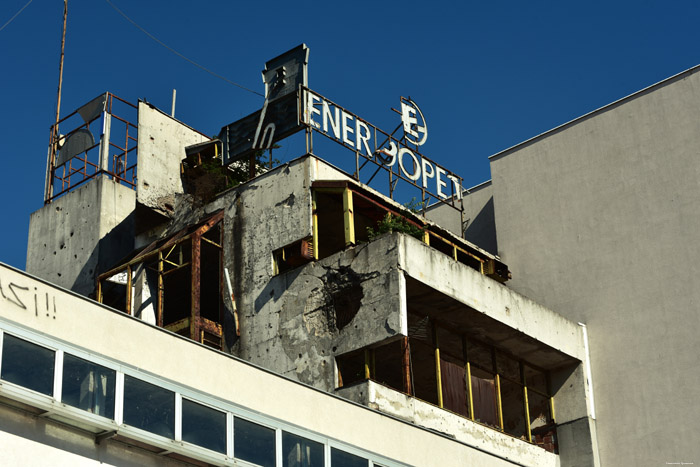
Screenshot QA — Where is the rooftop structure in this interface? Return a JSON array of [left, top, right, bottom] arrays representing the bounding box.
[[4, 46, 698, 467]]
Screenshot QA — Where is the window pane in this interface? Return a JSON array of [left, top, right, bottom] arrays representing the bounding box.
[[1, 334, 54, 396], [234, 417, 275, 467], [331, 448, 367, 467], [182, 399, 226, 454], [282, 431, 324, 467], [62, 354, 115, 419], [123, 375, 174, 438]]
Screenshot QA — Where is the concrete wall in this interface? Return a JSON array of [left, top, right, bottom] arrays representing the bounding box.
[[136, 103, 209, 214], [0, 262, 539, 467], [489, 66, 700, 466], [206, 157, 403, 391], [26, 176, 135, 297], [97, 151, 596, 463], [398, 234, 586, 364]]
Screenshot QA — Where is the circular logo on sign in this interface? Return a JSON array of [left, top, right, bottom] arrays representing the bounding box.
[[400, 98, 428, 146]]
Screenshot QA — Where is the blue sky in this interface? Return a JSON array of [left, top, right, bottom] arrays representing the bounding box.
[[1, 0, 699, 270]]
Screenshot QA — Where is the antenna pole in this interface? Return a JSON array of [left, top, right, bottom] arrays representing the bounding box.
[[46, 0, 68, 203]]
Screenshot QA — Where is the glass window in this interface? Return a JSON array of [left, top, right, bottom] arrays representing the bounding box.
[[62, 354, 115, 419], [282, 431, 324, 467], [331, 448, 367, 467], [234, 417, 275, 467], [1, 334, 54, 396], [182, 398, 226, 454], [123, 375, 174, 438]]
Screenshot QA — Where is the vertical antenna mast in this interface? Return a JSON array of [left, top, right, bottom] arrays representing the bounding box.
[[46, 0, 68, 203], [55, 0, 67, 130]]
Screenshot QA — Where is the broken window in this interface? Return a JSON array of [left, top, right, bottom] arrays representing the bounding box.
[[97, 212, 227, 350], [313, 189, 346, 259], [100, 270, 128, 313], [369, 339, 404, 393], [466, 339, 500, 428], [407, 314, 439, 406], [311, 181, 509, 282], [162, 239, 192, 327], [336, 348, 367, 387], [273, 237, 314, 275], [1, 334, 55, 396], [336, 310, 557, 451], [62, 353, 115, 419]]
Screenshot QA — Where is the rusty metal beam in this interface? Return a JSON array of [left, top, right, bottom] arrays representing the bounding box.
[[191, 233, 201, 343], [312, 191, 319, 260], [157, 250, 163, 327], [125, 264, 132, 316], [402, 337, 411, 395]]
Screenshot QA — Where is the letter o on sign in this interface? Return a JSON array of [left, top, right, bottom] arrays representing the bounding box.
[[398, 148, 421, 181]]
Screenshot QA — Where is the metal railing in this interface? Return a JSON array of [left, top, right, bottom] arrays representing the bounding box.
[[45, 92, 138, 203]]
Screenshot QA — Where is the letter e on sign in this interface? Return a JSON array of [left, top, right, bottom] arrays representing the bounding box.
[[400, 98, 428, 146]]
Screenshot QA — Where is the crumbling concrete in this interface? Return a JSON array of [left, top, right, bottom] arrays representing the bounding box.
[[337, 380, 559, 467], [136, 103, 209, 217]]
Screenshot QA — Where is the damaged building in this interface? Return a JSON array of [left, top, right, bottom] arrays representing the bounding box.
[[2, 46, 697, 466]]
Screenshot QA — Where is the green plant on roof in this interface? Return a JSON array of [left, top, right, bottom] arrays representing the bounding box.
[[367, 197, 425, 240]]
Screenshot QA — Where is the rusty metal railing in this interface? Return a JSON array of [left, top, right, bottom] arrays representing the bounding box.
[[45, 92, 138, 203]]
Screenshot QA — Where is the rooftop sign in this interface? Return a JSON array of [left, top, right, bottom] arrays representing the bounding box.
[[301, 88, 462, 202], [218, 45, 464, 211]]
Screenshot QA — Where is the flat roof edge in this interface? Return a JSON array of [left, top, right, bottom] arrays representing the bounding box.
[[489, 63, 700, 162], [465, 179, 492, 193]]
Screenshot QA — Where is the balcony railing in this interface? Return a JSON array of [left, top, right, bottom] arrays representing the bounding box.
[[45, 92, 137, 203]]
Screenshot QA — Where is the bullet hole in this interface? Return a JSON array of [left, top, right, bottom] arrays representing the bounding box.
[[70, 232, 74, 237], [57, 273, 62, 277], [59, 243, 65, 249], [53, 251, 56, 255], [298, 354, 302, 359], [332, 346, 337, 352]]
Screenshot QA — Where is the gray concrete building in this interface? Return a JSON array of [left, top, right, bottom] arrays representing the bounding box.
[[6, 50, 696, 467], [429, 64, 700, 466]]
